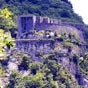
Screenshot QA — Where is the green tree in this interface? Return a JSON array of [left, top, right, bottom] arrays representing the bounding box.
[[0, 29, 14, 60], [0, 8, 16, 30], [0, 0, 83, 23]]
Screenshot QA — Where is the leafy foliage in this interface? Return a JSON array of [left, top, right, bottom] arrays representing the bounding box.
[[0, 0, 83, 23], [0, 29, 14, 60], [0, 8, 16, 30], [4, 52, 80, 88], [79, 60, 88, 73]]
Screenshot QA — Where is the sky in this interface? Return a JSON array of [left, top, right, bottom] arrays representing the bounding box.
[[68, 0, 88, 24]]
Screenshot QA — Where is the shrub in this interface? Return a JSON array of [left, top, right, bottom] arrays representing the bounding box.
[[18, 54, 30, 70]]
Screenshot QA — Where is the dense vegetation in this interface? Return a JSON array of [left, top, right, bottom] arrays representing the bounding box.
[[0, 48, 81, 88], [0, 0, 83, 23]]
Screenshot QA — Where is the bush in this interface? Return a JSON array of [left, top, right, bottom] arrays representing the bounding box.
[[18, 54, 30, 70]]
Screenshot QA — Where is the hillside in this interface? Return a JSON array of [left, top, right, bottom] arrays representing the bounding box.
[[0, 0, 83, 23], [0, 0, 88, 88]]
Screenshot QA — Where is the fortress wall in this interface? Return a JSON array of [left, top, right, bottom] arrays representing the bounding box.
[[35, 23, 52, 31], [36, 16, 50, 24], [35, 16, 59, 31], [17, 15, 85, 43], [16, 40, 55, 54], [18, 15, 85, 37], [35, 21, 85, 42], [35, 16, 85, 36], [61, 22, 85, 31], [38, 24, 84, 42], [36, 16, 43, 24]]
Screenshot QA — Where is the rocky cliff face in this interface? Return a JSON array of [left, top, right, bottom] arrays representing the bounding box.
[[15, 21, 88, 87]]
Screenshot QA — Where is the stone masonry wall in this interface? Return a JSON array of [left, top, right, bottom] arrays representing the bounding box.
[[17, 15, 85, 39], [16, 39, 55, 61]]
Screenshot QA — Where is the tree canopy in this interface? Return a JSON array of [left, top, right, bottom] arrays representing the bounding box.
[[0, 0, 83, 23], [0, 8, 16, 30]]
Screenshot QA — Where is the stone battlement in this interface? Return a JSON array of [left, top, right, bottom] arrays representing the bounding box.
[[17, 15, 85, 38], [18, 15, 85, 26]]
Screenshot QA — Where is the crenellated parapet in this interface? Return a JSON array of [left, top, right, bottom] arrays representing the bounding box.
[[36, 16, 59, 24], [17, 15, 85, 37]]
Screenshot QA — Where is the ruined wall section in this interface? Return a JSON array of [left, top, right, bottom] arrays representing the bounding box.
[[16, 39, 55, 61], [34, 16, 85, 42], [35, 16, 60, 31], [17, 15, 85, 42], [17, 15, 85, 33], [34, 16, 85, 31]]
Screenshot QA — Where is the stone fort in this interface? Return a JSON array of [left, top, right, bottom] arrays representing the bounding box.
[[17, 15, 85, 39], [16, 15, 85, 59]]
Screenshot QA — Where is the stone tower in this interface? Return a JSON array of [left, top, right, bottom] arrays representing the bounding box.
[[17, 15, 36, 38]]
